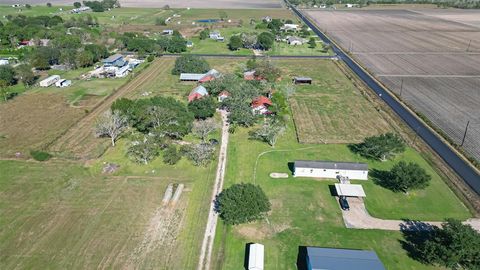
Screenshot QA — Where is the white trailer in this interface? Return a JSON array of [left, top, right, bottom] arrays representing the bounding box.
[[293, 160, 368, 180], [39, 75, 61, 87], [248, 243, 264, 270]]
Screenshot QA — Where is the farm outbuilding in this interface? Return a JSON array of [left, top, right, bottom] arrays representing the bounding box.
[[188, 85, 208, 102], [305, 247, 385, 270], [293, 77, 312, 84], [55, 79, 72, 88], [248, 243, 264, 270], [102, 54, 126, 68], [180, 69, 220, 82], [293, 160, 368, 180], [39, 75, 61, 87]]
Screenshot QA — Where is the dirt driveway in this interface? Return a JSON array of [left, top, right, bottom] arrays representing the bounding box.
[[341, 197, 480, 231]]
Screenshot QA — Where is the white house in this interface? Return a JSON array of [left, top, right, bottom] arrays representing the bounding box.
[[39, 75, 61, 87], [287, 36, 304, 46], [293, 160, 368, 180], [0, 59, 9, 66], [281, 24, 299, 31], [115, 65, 130, 78], [209, 31, 224, 42], [55, 79, 72, 88], [248, 243, 264, 270]]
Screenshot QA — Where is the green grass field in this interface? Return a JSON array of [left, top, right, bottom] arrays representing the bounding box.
[[211, 59, 470, 270]]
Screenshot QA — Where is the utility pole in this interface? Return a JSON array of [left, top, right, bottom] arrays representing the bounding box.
[[399, 79, 404, 97], [460, 120, 470, 147]]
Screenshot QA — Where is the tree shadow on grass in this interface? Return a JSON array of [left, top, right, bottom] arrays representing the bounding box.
[[370, 168, 398, 192], [287, 162, 295, 174], [398, 220, 438, 263]]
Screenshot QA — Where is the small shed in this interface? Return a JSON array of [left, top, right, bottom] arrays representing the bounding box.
[[306, 247, 385, 270], [55, 79, 72, 88], [162, 29, 174, 35], [293, 77, 312, 84], [248, 243, 264, 270], [39, 75, 61, 87], [293, 160, 368, 180], [335, 183, 366, 197], [287, 36, 303, 45]]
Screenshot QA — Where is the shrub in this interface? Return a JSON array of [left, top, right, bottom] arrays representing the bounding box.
[[188, 96, 217, 119], [216, 183, 271, 225], [30, 150, 52, 161], [163, 145, 181, 165]]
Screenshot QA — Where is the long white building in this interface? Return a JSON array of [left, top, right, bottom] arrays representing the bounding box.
[[39, 75, 61, 87], [293, 160, 368, 180]]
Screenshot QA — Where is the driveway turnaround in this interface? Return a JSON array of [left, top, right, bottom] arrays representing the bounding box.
[[342, 198, 480, 232]]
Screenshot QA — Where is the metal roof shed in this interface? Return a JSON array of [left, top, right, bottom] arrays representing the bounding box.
[[306, 247, 385, 270], [248, 243, 264, 270], [335, 184, 366, 197]]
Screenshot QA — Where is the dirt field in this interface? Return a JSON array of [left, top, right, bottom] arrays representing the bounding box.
[[0, 0, 283, 8], [306, 9, 480, 161], [275, 59, 391, 144]]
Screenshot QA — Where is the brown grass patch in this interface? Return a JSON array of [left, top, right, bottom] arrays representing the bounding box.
[[235, 223, 271, 240], [0, 92, 84, 157]]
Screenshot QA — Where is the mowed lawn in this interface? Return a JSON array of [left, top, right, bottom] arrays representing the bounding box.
[[276, 59, 391, 143], [212, 119, 470, 270]]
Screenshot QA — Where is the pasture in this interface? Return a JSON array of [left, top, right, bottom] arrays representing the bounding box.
[[305, 8, 480, 161], [0, 0, 283, 9], [275, 59, 391, 144], [212, 118, 470, 270]]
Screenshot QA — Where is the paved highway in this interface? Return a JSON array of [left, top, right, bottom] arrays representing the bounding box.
[[287, 3, 480, 193]]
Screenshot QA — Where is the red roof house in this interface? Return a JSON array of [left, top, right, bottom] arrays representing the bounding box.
[[251, 96, 272, 115], [218, 91, 230, 102], [188, 85, 209, 102]]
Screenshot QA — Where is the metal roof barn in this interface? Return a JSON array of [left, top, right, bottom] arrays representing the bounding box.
[[306, 247, 385, 270], [335, 184, 366, 197], [248, 243, 264, 270]]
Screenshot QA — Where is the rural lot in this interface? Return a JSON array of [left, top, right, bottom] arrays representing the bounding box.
[[0, 0, 283, 8], [305, 9, 480, 161]]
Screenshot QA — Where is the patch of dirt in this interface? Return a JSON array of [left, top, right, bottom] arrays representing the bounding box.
[[236, 223, 271, 240]]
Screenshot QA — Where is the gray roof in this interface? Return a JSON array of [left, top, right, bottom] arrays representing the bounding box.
[[294, 76, 312, 81], [180, 73, 205, 81], [294, 160, 368, 171], [307, 247, 385, 270], [191, 85, 208, 96], [102, 54, 123, 63]]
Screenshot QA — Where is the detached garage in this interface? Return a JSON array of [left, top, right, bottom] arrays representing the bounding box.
[[248, 243, 264, 270], [293, 160, 368, 180]]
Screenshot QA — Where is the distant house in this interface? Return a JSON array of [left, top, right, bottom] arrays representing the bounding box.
[[18, 40, 34, 47], [115, 65, 130, 78], [71, 6, 91, 13], [293, 160, 368, 180], [0, 59, 9, 66], [287, 36, 304, 46], [102, 54, 126, 68], [293, 77, 312, 84], [162, 29, 174, 35], [218, 91, 230, 102], [345, 3, 355, 8], [188, 85, 209, 102], [209, 31, 225, 42], [244, 70, 265, 81], [186, 41, 194, 47], [55, 79, 72, 88], [262, 16, 272, 22], [281, 24, 299, 31], [180, 69, 220, 82], [39, 75, 61, 87], [247, 243, 264, 270], [305, 247, 385, 270], [251, 96, 272, 115]]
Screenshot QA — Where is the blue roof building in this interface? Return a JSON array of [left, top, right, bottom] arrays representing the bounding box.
[[102, 54, 126, 67], [306, 247, 385, 270]]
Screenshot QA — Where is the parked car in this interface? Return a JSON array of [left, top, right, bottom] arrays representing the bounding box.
[[339, 196, 350, 211]]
